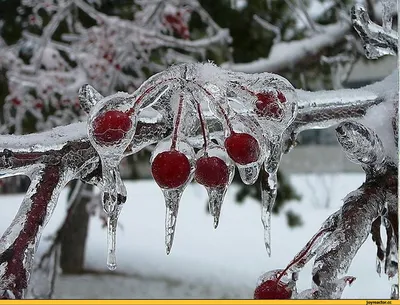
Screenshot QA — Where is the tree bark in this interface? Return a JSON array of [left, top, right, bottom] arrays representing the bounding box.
[[59, 182, 91, 274]]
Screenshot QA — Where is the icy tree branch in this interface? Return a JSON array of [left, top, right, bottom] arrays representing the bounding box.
[[352, 4, 398, 59], [222, 21, 351, 74], [0, 60, 396, 298], [311, 120, 398, 298]]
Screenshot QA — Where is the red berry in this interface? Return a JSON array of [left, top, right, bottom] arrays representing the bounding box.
[[165, 14, 180, 25], [92, 110, 132, 144], [224, 133, 260, 165], [12, 98, 21, 106], [254, 279, 292, 299], [151, 150, 191, 189], [195, 156, 229, 187], [255, 92, 283, 119], [256, 92, 275, 107]]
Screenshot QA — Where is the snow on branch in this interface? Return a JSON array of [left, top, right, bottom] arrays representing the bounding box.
[[222, 21, 351, 74]]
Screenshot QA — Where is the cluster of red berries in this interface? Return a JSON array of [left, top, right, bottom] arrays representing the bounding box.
[[255, 90, 286, 120], [163, 11, 190, 40], [91, 110, 261, 189], [151, 131, 260, 189]]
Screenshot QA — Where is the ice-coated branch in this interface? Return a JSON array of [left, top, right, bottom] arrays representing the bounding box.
[[1, 59, 396, 298], [311, 165, 397, 299], [222, 21, 351, 74], [282, 69, 398, 153], [352, 4, 398, 59], [0, 115, 172, 298], [0, 157, 71, 298]]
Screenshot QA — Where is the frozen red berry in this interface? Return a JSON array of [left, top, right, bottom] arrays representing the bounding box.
[[255, 91, 283, 119], [254, 279, 292, 299], [92, 110, 132, 144], [224, 132, 260, 165], [151, 150, 191, 189], [195, 156, 229, 187]]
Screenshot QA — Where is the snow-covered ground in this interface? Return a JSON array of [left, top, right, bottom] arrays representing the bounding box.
[[0, 173, 396, 299]]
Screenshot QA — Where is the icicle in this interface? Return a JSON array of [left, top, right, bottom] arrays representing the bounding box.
[[78, 84, 103, 114], [106, 209, 120, 270], [384, 218, 398, 279], [206, 186, 228, 229], [260, 165, 277, 256], [101, 166, 118, 215], [376, 259, 382, 275], [391, 284, 399, 299], [163, 188, 183, 255], [260, 136, 282, 255]]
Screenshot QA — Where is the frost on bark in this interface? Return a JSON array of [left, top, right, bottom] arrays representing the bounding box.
[[0, 0, 398, 300]]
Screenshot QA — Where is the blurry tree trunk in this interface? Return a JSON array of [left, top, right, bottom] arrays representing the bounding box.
[[59, 181, 91, 274]]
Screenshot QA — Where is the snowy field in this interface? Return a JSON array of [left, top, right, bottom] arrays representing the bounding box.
[[0, 173, 396, 299]]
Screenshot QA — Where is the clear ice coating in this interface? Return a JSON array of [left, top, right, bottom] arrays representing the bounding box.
[[207, 187, 227, 229], [84, 87, 135, 269], [81, 62, 301, 259], [194, 144, 235, 228], [150, 139, 195, 254], [163, 189, 183, 255], [391, 284, 399, 300], [106, 207, 121, 270], [82, 59, 396, 271], [336, 121, 386, 172], [352, 3, 398, 59]]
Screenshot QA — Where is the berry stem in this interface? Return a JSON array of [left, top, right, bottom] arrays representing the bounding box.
[[276, 228, 333, 284], [218, 104, 234, 133], [194, 99, 208, 152], [128, 77, 178, 115], [236, 83, 256, 96], [171, 94, 184, 151], [190, 81, 234, 133]]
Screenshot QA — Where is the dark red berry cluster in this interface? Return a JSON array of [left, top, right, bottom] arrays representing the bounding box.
[[163, 11, 190, 40], [151, 132, 260, 189], [255, 90, 286, 120]]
